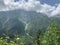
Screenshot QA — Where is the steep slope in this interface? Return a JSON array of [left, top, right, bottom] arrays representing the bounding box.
[[50, 16, 60, 24], [26, 14, 51, 36], [0, 9, 51, 36], [0, 11, 25, 35]]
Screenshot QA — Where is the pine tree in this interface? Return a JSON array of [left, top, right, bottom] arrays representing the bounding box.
[[33, 29, 42, 45], [42, 22, 60, 45]]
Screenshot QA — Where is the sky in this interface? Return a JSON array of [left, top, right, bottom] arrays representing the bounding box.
[[40, 0, 60, 6], [0, 0, 60, 17]]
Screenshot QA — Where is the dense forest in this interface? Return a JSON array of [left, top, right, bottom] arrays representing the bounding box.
[[0, 10, 60, 45], [0, 0, 60, 45], [0, 21, 60, 45]]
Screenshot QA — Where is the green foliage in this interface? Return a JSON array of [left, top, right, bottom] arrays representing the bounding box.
[[41, 22, 60, 45], [0, 22, 60, 45], [0, 34, 33, 45], [0, 34, 25, 45], [32, 22, 60, 45], [33, 29, 42, 45], [35, 29, 41, 45]]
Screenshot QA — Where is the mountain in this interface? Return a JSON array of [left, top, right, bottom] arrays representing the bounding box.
[[26, 13, 51, 36], [0, 9, 52, 36], [0, 10, 25, 36], [50, 16, 60, 24]]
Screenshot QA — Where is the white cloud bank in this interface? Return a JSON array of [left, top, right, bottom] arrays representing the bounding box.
[[0, 0, 60, 17]]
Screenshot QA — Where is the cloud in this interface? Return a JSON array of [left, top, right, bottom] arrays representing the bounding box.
[[51, 4, 60, 16], [0, 0, 60, 17], [36, 4, 55, 15]]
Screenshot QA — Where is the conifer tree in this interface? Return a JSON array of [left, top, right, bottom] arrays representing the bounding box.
[[42, 22, 60, 45], [33, 29, 42, 45]]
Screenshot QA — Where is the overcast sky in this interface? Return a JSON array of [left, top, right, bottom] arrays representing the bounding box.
[[0, 0, 60, 17]]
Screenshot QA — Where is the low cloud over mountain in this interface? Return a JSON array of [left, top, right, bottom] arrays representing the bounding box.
[[0, 0, 60, 17]]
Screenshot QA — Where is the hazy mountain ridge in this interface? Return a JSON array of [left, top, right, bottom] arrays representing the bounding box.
[[0, 9, 59, 36]]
